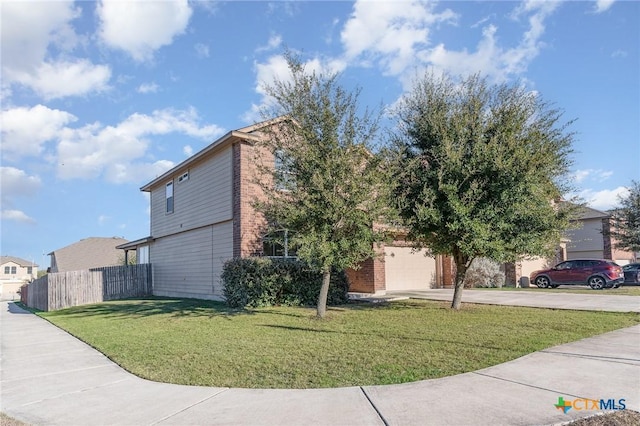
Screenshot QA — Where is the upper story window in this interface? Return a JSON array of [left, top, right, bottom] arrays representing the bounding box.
[[274, 149, 295, 191], [166, 181, 174, 214], [27, 267, 33, 274], [3, 266, 9, 274]]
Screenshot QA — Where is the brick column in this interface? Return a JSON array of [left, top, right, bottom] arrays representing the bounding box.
[[602, 218, 613, 260]]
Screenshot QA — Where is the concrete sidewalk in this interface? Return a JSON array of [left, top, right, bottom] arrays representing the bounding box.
[[1, 300, 639, 425]]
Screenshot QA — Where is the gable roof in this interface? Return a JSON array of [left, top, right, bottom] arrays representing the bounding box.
[[48, 237, 129, 272], [140, 116, 290, 192], [1, 256, 37, 267], [576, 205, 610, 220]]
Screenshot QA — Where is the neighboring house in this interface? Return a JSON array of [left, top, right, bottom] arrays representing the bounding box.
[[1, 256, 38, 300], [566, 206, 637, 265], [48, 237, 129, 272], [121, 118, 452, 301]]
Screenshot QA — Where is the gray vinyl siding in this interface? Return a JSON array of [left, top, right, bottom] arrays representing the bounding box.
[[151, 221, 233, 300], [150, 146, 233, 239]]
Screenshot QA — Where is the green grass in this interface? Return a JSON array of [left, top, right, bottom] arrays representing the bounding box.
[[39, 298, 640, 389], [479, 286, 640, 296]]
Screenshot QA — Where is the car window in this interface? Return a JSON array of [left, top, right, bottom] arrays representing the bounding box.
[[623, 264, 639, 271], [556, 261, 573, 270]]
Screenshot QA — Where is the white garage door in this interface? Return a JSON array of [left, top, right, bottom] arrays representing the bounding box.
[[384, 246, 436, 291]]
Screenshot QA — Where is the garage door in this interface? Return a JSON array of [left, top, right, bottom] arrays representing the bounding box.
[[384, 246, 436, 291]]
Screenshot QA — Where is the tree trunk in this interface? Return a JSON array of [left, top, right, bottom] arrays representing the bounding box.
[[317, 267, 331, 318], [451, 249, 471, 310]]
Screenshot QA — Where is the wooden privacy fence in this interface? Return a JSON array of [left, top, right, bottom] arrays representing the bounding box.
[[21, 264, 152, 311]]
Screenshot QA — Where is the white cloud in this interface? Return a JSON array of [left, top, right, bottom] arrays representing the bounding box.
[[0, 0, 79, 73], [418, 1, 560, 85], [341, 0, 457, 76], [0, 209, 36, 225], [1, 105, 77, 159], [244, 54, 347, 123], [0, 167, 41, 225], [137, 82, 159, 94], [8, 60, 111, 100], [256, 34, 282, 53], [611, 49, 627, 58], [1, 1, 112, 100], [97, 0, 193, 62], [183, 145, 194, 157], [579, 186, 629, 211], [593, 0, 615, 13], [195, 43, 210, 58], [98, 215, 111, 226], [0, 167, 42, 203], [56, 108, 224, 183], [573, 169, 614, 184], [107, 160, 176, 184]]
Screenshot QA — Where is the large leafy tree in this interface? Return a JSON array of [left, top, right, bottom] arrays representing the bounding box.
[[255, 54, 391, 318], [608, 181, 640, 252], [390, 72, 576, 309]]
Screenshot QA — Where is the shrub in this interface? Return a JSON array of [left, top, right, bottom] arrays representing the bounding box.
[[222, 258, 350, 308], [464, 258, 505, 288]]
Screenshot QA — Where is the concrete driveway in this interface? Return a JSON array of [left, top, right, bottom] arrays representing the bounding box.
[[386, 288, 640, 312]]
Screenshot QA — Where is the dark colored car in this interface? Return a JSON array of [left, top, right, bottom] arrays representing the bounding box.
[[622, 263, 640, 285], [530, 259, 624, 290]]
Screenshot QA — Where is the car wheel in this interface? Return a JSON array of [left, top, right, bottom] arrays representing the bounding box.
[[535, 276, 550, 288], [588, 276, 606, 290]]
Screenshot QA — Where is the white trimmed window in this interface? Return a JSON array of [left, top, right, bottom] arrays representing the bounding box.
[[274, 149, 295, 191], [166, 181, 174, 214]]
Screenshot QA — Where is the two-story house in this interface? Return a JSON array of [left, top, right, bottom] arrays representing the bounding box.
[[48, 237, 129, 272], [1, 256, 38, 300], [120, 118, 452, 301], [566, 206, 637, 265]]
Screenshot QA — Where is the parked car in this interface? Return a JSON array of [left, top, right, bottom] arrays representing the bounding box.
[[622, 263, 640, 285], [530, 259, 624, 290]]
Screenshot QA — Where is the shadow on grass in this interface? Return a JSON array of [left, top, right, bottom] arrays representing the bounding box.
[[260, 323, 511, 352], [39, 297, 387, 320], [41, 297, 253, 320], [38, 297, 442, 321]]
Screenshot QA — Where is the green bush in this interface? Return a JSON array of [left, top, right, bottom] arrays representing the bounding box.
[[221, 257, 350, 308]]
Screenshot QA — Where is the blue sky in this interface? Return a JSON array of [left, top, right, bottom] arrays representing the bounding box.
[[1, 0, 638, 266]]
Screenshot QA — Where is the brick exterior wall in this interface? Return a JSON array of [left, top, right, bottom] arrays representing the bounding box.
[[345, 245, 386, 293], [232, 141, 268, 257], [602, 218, 613, 260], [441, 256, 454, 288]]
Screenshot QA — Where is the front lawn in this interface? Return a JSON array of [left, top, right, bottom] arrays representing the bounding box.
[[40, 298, 639, 389]]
